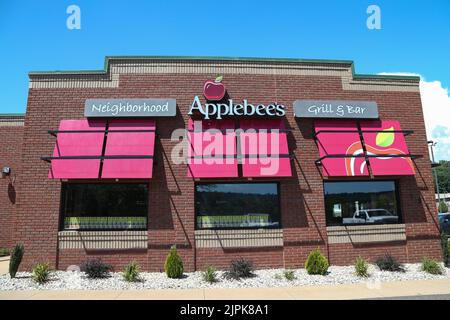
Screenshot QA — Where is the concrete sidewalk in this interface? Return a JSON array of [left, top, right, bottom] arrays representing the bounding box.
[[1, 278, 450, 300]]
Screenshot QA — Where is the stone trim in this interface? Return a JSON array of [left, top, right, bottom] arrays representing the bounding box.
[[195, 229, 283, 248], [58, 230, 148, 250], [28, 58, 419, 92], [327, 224, 406, 244], [0, 115, 25, 127]]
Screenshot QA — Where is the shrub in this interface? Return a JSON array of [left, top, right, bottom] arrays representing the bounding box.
[[438, 201, 449, 213], [9, 244, 24, 278], [32, 263, 51, 284], [421, 258, 443, 275], [81, 259, 112, 278], [202, 266, 218, 283], [164, 245, 184, 279], [305, 248, 329, 275], [375, 253, 405, 272], [0, 248, 10, 257], [123, 261, 140, 282], [224, 258, 255, 280], [354, 256, 369, 277], [440, 227, 449, 267], [283, 270, 296, 281]]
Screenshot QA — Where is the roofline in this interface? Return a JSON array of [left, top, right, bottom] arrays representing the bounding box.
[[27, 55, 421, 82], [0, 113, 25, 117]]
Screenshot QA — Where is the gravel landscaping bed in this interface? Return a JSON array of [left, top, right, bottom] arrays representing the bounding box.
[[1, 263, 449, 291]]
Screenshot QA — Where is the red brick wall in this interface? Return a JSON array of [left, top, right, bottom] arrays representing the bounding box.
[[0, 123, 23, 250], [12, 68, 442, 271]]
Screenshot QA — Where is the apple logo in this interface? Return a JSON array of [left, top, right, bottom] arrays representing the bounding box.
[[203, 75, 226, 101]]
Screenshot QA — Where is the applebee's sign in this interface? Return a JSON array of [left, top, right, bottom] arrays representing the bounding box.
[[189, 76, 286, 119]]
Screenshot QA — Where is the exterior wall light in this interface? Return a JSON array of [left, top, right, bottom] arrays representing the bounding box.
[[1, 166, 11, 179]]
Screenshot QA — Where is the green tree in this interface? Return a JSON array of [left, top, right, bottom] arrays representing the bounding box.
[[434, 160, 450, 194]]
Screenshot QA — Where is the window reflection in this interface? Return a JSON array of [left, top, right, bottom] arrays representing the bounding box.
[[61, 183, 148, 230], [324, 181, 400, 226], [195, 183, 280, 229]]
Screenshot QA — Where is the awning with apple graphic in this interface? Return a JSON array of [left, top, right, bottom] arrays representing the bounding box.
[[314, 120, 416, 177], [45, 119, 156, 179]]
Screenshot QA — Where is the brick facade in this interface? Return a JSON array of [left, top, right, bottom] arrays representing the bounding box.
[[0, 115, 24, 250], [7, 57, 442, 271]]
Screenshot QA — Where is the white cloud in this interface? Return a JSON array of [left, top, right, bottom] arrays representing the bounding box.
[[378, 72, 450, 161]]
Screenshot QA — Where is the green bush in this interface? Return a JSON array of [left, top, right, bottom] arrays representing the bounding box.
[[375, 253, 405, 272], [0, 248, 10, 257], [305, 248, 329, 275], [438, 201, 449, 213], [440, 227, 449, 267], [421, 258, 444, 275], [32, 263, 51, 284], [202, 266, 218, 283], [9, 244, 24, 278], [81, 259, 112, 278], [354, 256, 369, 277], [123, 261, 140, 282], [164, 245, 184, 279], [224, 258, 255, 280], [283, 270, 296, 281]]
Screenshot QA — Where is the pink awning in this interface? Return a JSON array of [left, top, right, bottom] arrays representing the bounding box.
[[239, 119, 292, 177], [48, 119, 156, 179], [315, 120, 367, 177], [187, 119, 238, 178], [314, 120, 415, 177], [101, 119, 156, 178], [49, 119, 106, 179], [360, 120, 415, 176]]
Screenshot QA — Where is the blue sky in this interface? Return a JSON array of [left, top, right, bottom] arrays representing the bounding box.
[[1, 0, 449, 159]]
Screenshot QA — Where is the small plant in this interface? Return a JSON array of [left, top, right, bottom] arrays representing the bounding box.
[[123, 261, 141, 282], [354, 256, 370, 277], [375, 253, 405, 272], [0, 248, 10, 257], [164, 245, 184, 279], [305, 248, 329, 275], [9, 244, 24, 278], [438, 201, 448, 213], [440, 227, 449, 267], [80, 259, 112, 278], [274, 273, 283, 280], [32, 263, 51, 284], [421, 258, 444, 275], [202, 266, 218, 283], [224, 258, 255, 280], [283, 269, 296, 281]]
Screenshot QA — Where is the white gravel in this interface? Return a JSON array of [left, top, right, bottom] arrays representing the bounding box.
[[1, 264, 449, 291]]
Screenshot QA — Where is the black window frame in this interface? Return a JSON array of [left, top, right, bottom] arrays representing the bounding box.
[[323, 179, 402, 227], [59, 182, 149, 231], [194, 181, 282, 230]]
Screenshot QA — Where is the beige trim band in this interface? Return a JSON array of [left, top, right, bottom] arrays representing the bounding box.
[[327, 224, 406, 244], [195, 229, 283, 248], [58, 230, 148, 250], [29, 59, 419, 92]]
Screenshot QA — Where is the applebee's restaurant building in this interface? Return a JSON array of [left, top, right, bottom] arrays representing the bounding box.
[[4, 57, 443, 271]]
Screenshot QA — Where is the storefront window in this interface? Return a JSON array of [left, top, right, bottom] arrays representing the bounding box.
[[195, 183, 280, 229], [61, 183, 148, 230], [324, 181, 400, 226]]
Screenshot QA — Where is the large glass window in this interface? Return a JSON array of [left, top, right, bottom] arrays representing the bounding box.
[[61, 183, 148, 230], [195, 183, 280, 229], [324, 181, 400, 226]]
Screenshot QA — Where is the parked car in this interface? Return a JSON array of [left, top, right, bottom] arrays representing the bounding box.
[[343, 209, 398, 225], [438, 213, 450, 235]]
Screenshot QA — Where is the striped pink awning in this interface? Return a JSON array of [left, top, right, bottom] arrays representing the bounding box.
[[48, 119, 156, 179]]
